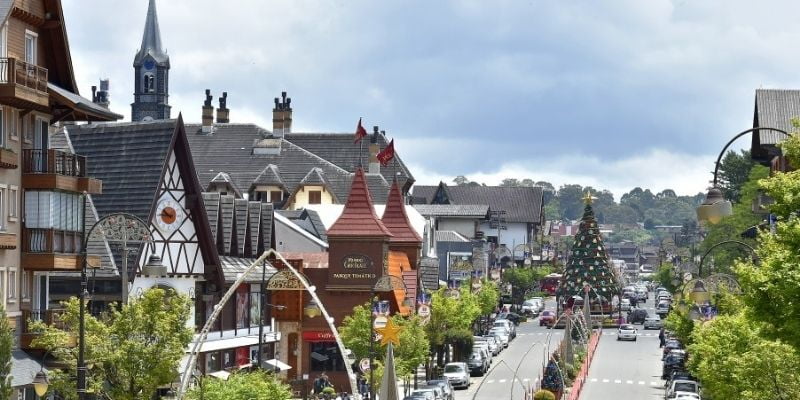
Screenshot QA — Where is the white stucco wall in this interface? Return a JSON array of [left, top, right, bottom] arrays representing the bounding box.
[[438, 218, 477, 239], [129, 276, 197, 330], [479, 221, 530, 255]]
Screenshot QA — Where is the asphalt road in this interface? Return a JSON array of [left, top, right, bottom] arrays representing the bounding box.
[[455, 301, 563, 400], [580, 297, 666, 400]]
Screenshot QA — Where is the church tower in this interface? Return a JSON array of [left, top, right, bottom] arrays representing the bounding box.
[[131, 0, 171, 121]]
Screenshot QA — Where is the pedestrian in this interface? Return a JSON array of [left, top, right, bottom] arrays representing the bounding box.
[[659, 327, 666, 348]]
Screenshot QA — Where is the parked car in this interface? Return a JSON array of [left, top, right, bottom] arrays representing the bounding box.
[[529, 297, 545, 311], [442, 362, 470, 389], [539, 311, 556, 327], [662, 351, 687, 379], [666, 379, 700, 399], [662, 340, 683, 360], [617, 324, 638, 341], [620, 298, 632, 311], [493, 319, 516, 338], [656, 300, 672, 317], [427, 379, 454, 400], [409, 388, 438, 400], [467, 351, 488, 376], [481, 336, 501, 355], [628, 308, 648, 324], [488, 328, 510, 347], [643, 316, 664, 330], [498, 312, 523, 325], [521, 300, 540, 316], [658, 291, 673, 302], [473, 344, 492, 364], [664, 370, 696, 389]]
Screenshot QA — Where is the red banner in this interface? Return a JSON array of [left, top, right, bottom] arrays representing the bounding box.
[[236, 347, 250, 366], [302, 331, 336, 342]]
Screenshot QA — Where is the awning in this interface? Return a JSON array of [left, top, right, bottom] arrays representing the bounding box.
[[10, 350, 45, 387], [197, 336, 259, 353], [208, 370, 231, 380], [48, 82, 123, 122], [264, 359, 292, 371]]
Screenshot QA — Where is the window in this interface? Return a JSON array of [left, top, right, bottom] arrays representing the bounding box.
[[308, 190, 322, 205], [24, 30, 37, 66], [7, 270, 14, 302], [0, 106, 4, 149], [21, 271, 28, 301], [310, 341, 345, 371], [9, 109, 16, 140], [205, 352, 219, 373], [22, 114, 31, 144], [8, 186, 16, 220], [24, 191, 83, 231], [143, 73, 155, 93], [0, 23, 7, 58], [0, 186, 6, 231], [0, 271, 5, 302], [270, 190, 283, 204]]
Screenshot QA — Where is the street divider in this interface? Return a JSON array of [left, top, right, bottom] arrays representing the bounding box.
[[568, 331, 600, 400]]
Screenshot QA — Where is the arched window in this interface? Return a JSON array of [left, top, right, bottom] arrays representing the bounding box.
[[143, 73, 155, 93]]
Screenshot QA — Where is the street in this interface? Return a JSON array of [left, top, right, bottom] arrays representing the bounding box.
[[455, 305, 563, 400], [580, 296, 665, 400]]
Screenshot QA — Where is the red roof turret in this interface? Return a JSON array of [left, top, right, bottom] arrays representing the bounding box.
[[382, 180, 422, 244], [327, 168, 393, 237]]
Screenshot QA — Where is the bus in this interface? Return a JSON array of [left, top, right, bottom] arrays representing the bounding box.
[[539, 273, 562, 295]]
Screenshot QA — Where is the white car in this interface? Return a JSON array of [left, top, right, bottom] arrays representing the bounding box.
[[480, 336, 501, 355], [620, 298, 632, 311], [666, 379, 700, 399], [488, 328, 509, 347], [443, 362, 470, 389], [617, 324, 638, 341], [521, 300, 541, 315], [643, 316, 663, 330]]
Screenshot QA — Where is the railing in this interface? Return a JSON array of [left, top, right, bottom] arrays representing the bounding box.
[[0, 57, 48, 93], [22, 309, 67, 333], [22, 149, 87, 177], [23, 228, 82, 253]]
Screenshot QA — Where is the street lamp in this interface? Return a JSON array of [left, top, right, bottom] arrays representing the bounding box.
[[697, 240, 757, 277], [78, 210, 164, 400], [697, 127, 789, 224], [304, 299, 321, 318], [689, 280, 710, 304]]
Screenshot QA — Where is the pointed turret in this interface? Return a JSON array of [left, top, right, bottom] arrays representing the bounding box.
[[382, 180, 421, 244], [328, 168, 392, 237], [134, 0, 169, 66]]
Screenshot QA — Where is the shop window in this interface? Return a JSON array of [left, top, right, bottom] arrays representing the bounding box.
[[310, 341, 345, 372], [205, 352, 219, 373]]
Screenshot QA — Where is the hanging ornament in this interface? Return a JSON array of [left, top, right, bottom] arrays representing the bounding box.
[[589, 266, 594, 270]]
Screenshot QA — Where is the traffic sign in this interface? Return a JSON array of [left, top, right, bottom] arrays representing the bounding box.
[[360, 358, 371, 372], [418, 304, 431, 318]]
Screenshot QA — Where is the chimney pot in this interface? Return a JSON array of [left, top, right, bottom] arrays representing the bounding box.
[[91, 85, 97, 102], [202, 89, 215, 133], [272, 91, 292, 137], [216, 91, 230, 123]]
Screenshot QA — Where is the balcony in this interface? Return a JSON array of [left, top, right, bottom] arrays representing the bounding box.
[[22, 149, 102, 194], [21, 228, 99, 271], [20, 309, 71, 349], [0, 58, 48, 110], [0, 148, 17, 169]]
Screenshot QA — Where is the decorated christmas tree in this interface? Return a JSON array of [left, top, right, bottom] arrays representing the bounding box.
[[540, 358, 563, 393], [557, 192, 619, 304]]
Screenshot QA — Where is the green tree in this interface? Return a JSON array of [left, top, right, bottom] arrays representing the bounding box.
[[187, 370, 292, 400], [452, 176, 469, 186], [653, 263, 677, 294], [30, 288, 193, 400], [475, 282, 500, 315], [557, 184, 584, 220], [500, 178, 520, 187], [717, 149, 755, 202], [0, 304, 12, 400]]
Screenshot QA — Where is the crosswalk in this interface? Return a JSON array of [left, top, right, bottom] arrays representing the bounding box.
[[485, 377, 539, 384], [600, 331, 660, 337], [588, 378, 661, 386], [514, 332, 562, 336]]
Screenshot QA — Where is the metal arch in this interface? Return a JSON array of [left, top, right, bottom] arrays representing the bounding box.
[[712, 127, 790, 187], [86, 212, 152, 243], [265, 268, 310, 291], [698, 240, 757, 276], [704, 273, 743, 295], [373, 274, 407, 292]]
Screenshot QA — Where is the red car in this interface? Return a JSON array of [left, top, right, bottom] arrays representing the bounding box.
[[539, 311, 556, 327]]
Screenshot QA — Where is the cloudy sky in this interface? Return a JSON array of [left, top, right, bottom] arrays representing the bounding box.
[[62, 0, 800, 197]]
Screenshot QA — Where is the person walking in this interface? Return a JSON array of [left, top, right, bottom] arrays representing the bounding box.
[[658, 327, 666, 348]]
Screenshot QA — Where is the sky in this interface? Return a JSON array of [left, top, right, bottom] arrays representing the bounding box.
[[61, 0, 800, 198]]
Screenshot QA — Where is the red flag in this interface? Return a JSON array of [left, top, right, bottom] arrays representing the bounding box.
[[354, 117, 367, 143], [377, 139, 395, 166]]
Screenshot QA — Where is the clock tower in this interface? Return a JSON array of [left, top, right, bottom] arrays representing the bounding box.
[[131, 0, 171, 122]]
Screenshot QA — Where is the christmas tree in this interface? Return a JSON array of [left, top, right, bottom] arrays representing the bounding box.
[[557, 192, 619, 303], [540, 359, 563, 393]]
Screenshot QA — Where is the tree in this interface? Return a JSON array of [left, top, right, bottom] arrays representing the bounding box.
[[187, 370, 292, 400], [717, 149, 755, 202], [452, 176, 469, 186], [557, 184, 584, 220], [500, 178, 520, 187], [0, 304, 12, 400], [29, 288, 193, 400], [653, 263, 677, 294], [475, 282, 500, 315], [502, 267, 549, 305]]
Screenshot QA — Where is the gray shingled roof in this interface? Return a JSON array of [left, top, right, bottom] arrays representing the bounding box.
[[276, 209, 328, 243], [220, 256, 275, 283], [67, 120, 175, 221], [11, 350, 45, 387], [413, 204, 490, 218], [435, 230, 471, 243], [412, 184, 544, 223], [754, 89, 799, 145], [252, 164, 284, 187], [300, 167, 328, 186], [284, 132, 414, 186], [184, 124, 396, 203]]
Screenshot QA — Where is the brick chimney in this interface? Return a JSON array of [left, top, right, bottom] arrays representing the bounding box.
[[368, 126, 380, 174], [272, 91, 292, 137], [216, 92, 229, 123], [91, 79, 110, 109], [202, 89, 214, 134]]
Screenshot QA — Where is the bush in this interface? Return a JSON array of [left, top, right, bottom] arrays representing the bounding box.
[[321, 387, 336, 395], [564, 363, 577, 380], [533, 389, 556, 400]]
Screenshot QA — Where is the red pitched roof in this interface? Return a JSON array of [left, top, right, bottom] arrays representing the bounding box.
[[382, 180, 422, 244], [327, 168, 393, 237]]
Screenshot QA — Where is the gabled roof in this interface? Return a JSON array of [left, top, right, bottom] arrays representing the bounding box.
[[413, 184, 544, 223], [753, 89, 798, 146], [382, 180, 422, 244], [252, 164, 284, 187], [300, 167, 328, 186], [48, 83, 122, 122], [277, 208, 328, 243], [134, 0, 169, 65], [327, 168, 392, 237]]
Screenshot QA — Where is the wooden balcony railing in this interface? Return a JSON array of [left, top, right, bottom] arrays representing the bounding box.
[[22, 149, 86, 177], [0, 57, 48, 93], [21, 309, 70, 349], [23, 228, 82, 254]]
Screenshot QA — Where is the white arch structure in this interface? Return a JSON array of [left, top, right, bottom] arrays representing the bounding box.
[[176, 249, 359, 399]]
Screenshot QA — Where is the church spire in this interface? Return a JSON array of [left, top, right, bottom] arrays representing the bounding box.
[[134, 0, 169, 66]]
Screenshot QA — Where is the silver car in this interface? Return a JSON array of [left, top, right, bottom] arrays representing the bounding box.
[[617, 324, 638, 341], [643, 316, 663, 330], [442, 362, 470, 389]]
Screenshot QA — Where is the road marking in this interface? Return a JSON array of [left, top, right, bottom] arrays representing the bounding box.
[[650, 381, 659, 386], [626, 380, 633, 384], [487, 380, 495, 384], [614, 379, 622, 384], [523, 378, 529, 382], [602, 379, 609, 383], [638, 381, 645, 385], [499, 379, 507, 383], [590, 378, 597, 382]]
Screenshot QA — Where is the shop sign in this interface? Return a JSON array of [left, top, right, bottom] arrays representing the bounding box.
[[417, 304, 431, 318], [302, 331, 336, 342], [342, 254, 372, 269]]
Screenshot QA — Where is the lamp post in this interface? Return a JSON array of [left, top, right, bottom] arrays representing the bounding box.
[[369, 275, 407, 400], [77, 209, 165, 399], [697, 240, 757, 277], [697, 127, 789, 224], [31, 350, 52, 398]]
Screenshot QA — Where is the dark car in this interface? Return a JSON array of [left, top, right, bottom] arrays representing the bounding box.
[[662, 339, 683, 360], [539, 311, 556, 327], [498, 312, 522, 325], [627, 309, 648, 324], [664, 369, 696, 388], [662, 352, 687, 379]]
